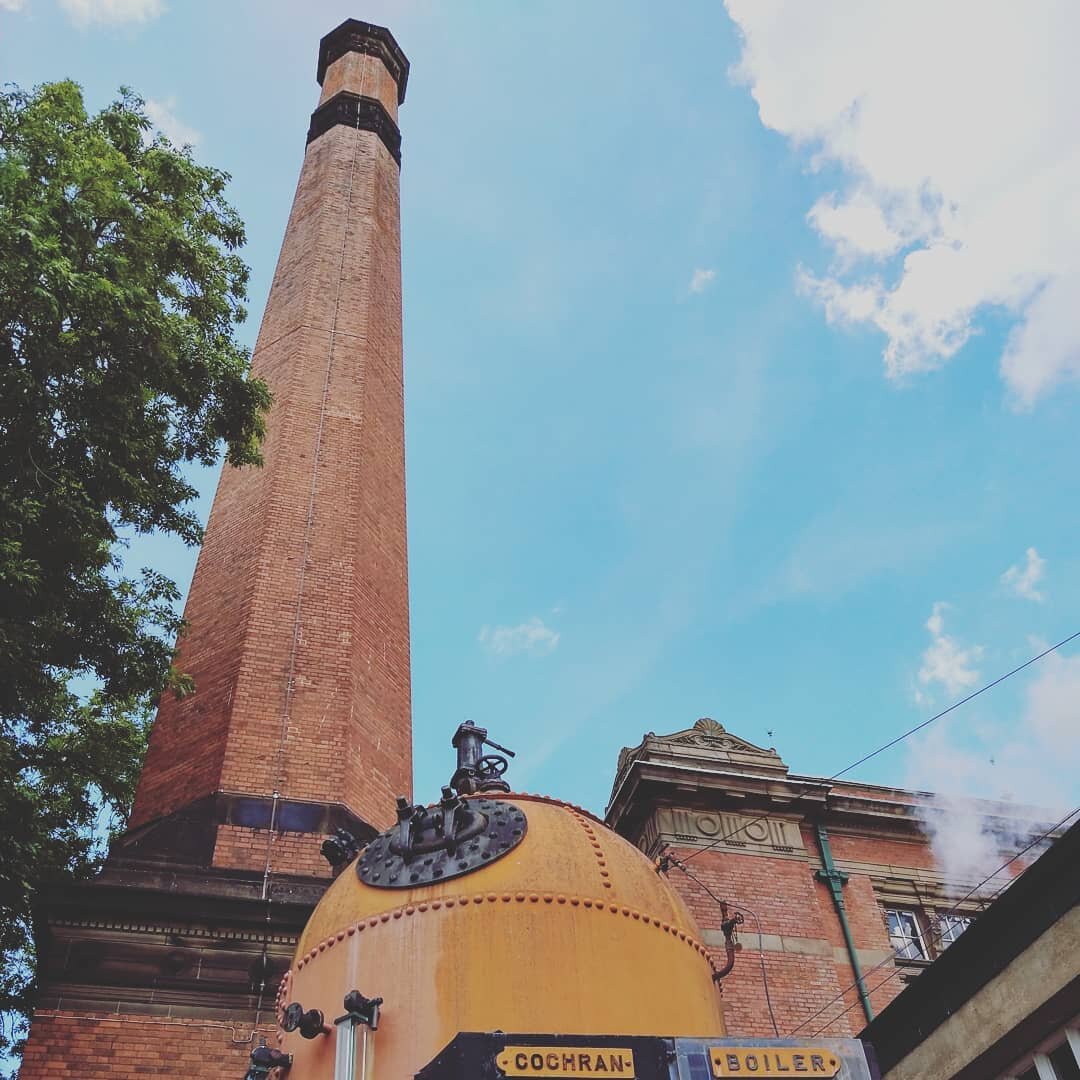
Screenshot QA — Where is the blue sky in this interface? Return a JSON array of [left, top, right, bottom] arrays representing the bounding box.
[[4, 0, 1078, 822]]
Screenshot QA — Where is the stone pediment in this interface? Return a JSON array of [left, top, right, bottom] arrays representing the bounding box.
[[614, 717, 789, 787], [669, 717, 767, 752]]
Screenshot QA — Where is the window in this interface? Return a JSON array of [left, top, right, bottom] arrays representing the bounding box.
[[1010, 1037, 1080, 1080], [938, 913, 971, 947], [885, 908, 927, 960], [1048, 1040, 1080, 1080]]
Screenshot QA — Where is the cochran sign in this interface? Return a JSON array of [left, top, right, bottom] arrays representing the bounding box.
[[709, 1048, 841, 1077], [497, 1047, 636, 1077]]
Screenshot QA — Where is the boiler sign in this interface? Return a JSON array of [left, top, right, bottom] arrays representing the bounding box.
[[709, 1047, 840, 1077], [497, 1046, 635, 1076]]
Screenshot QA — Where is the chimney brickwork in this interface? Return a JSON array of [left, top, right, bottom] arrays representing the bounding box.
[[130, 23, 413, 855]]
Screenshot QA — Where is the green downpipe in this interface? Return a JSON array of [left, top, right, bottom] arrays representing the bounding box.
[[814, 824, 874, 1024]]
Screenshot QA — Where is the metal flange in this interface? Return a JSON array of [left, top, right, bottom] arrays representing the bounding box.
[[357, 799, 527, 888]]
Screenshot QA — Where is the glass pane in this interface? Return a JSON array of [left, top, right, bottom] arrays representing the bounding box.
[[939, 914, 970, 946], [886, 910, 926, 960], [1050, 1041, 1080, 1080]]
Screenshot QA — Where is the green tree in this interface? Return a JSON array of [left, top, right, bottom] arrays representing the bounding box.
[[0, 80, 270, 1061]]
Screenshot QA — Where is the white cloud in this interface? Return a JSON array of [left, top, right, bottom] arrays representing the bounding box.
[[1001, 547, 1046, 602], [917, 602, 982, 698], [59, 0, 164, 25], [0, 0, 26, 12], [689, 268, 716, 293], [144, 98, 200, 148], [479, 617, 560, 657], [724, 2, 1080, 405]]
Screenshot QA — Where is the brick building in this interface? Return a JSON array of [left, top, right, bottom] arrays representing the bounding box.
[[605, 717, 1052, 1041], [17, 14, 1064, 1080]]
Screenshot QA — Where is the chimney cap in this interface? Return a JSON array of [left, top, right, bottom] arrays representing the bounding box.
[[317, 18, 410, 104]]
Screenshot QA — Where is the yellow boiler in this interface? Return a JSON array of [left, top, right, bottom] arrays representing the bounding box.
[[274, 739, 726, 1080]]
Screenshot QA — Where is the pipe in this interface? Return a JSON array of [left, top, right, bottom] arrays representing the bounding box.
[[813, 824, 874, 1024], [711, 901, 743, 981]]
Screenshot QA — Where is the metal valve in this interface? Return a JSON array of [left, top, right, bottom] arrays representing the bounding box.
[[282, 1002, 331, 1039], [245, 1043, 292, 1078], [341, 990, 383, 1030], [450, 720, 516, 794], [321, 827, 360, 868]]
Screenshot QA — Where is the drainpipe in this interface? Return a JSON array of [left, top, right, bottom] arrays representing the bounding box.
[[814, 824, 874, 1024]]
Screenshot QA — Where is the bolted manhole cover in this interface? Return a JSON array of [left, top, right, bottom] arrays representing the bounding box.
[[357, 798, 527, 888]]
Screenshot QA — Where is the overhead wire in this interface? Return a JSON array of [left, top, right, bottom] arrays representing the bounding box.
[[666, 805, 1077, 1041], [677, 628, 1080, 867], [653, 633, 1080, 1041], [790, 803, 1079, 1038]]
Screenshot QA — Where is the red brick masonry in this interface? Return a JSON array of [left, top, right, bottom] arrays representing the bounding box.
[[130, 46, 413, 856]]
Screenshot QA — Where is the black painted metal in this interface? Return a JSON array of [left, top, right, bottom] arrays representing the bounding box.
[[283, 1003, 330, 1040], [317, 18, 410, 103], [340, 991, 383, 1030], [321, 827, 360, 868], [415, 1033, 675, 1080], [246, 1043, 292, 1079], [306, 92, 402, 164], [357, 797, 527, 888], [450, 720, 516, 794]]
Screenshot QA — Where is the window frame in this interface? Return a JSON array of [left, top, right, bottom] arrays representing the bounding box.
[[884, 907, 929, 962], [937, 912, 972, 948]]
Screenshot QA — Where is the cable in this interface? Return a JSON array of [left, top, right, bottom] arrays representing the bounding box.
[[808, 964, 908, 1040], [789, 804, 1079, 1038], [678, 629, 1080, 867], [794, 805, 1077, 1036], [18, 1013, 260, 1042], [668, 857, 780, 1037]]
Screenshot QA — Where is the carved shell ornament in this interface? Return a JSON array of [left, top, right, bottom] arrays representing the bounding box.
[[693, 717, 726, 736], [676, 717, 739, 748]]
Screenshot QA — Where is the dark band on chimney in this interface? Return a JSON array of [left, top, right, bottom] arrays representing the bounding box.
[[306, 92, 402, 164]]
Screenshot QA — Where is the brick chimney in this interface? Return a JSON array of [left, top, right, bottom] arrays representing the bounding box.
[[126, 17, 412, 871], [20, 21, 413, 1078]]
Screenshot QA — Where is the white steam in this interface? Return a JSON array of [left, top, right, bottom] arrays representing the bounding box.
[[906, 649, 1080, 893]]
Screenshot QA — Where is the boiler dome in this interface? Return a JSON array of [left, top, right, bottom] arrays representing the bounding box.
[[277, 793, 725, 1079]]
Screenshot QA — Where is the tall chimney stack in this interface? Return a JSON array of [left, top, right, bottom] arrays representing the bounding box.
[[127, 18, 413, 866]]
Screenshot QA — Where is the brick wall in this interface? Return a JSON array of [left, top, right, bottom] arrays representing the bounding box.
[[606, 726, 1042, 1042], [19, 1013, 276, 1079], [211, 824, 334, 880], [667, 845, 868, 1038], [658, 829, 939, 1038]]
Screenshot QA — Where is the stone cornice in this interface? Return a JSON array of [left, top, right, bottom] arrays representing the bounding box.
[[608, 750, 1054, 845], [611, 718, 788, 804], [32, 872, 313, 1019], [307, 91, 402, 163], [40, 869, 319, 930], [317, 18, 410, 103], [606, 757, 830, 839]]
